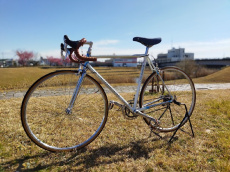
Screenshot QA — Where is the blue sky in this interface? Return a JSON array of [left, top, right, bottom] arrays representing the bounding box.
[[0, 0, 230, 60]]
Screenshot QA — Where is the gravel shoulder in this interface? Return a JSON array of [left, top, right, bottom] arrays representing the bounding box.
[[1, 83, 230, 100]]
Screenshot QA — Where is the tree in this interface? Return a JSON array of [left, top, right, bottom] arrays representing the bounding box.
[[16, 50, 34, 66], [47, 56, 63, 66], [62, 57, 72, 67], [176, 59, 198, 77]]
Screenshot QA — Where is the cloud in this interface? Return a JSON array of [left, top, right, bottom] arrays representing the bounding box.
[[92, 47, 143, 55], [94, 40, 119, 46], [39, 49, 60, 58], [170, 39, 230, 58], [148, 38, 230, 59], [34, 38, 230, 60]]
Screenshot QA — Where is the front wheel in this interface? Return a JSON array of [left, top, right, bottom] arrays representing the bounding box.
[[139, 67, 196, 132], [21, 70, 108, 152]]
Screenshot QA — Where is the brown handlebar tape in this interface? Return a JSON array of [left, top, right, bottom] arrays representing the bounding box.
[[68, 48, 82, 63], [73, 38, 97, 62]]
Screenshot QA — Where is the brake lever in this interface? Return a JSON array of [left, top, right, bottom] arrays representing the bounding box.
[[65, 49, 70, 59], [60, 42, 70, 59]]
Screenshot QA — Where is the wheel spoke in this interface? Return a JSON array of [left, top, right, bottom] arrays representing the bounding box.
[[139, 67, 196, 132], [21, 71, 108, 151]]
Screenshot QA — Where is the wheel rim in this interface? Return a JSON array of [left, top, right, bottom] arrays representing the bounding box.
[[140, 67, 196, 132], [21, 71, 108, 151]]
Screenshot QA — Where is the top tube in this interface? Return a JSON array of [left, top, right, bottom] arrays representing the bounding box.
[[92, 54, 147, 59], [84, 39, 149, 59]]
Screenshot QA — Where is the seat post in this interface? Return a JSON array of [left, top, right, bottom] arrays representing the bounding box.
[[145, 46, 149, 55]]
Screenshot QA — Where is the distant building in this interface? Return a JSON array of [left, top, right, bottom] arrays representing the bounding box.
[[113, 58, 137, 67], [40, 57, 49, 66], [90, 59, 113, 67], [0, 59, 16, 67], [157, 48, 194, 63], [90, 57, 137, 67]]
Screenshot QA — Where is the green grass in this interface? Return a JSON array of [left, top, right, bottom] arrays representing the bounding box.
[[0, 89, 230, 171]]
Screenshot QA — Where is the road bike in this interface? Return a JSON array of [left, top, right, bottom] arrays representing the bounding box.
[[21, 35, 196, 152]]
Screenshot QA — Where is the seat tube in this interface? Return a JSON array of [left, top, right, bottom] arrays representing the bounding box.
[[145, 46, 149, 55], [133, 47, 149, 109]]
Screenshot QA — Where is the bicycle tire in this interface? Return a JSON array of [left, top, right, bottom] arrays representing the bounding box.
[[21, 70, 108, 152], [139, 66, 196, 132]]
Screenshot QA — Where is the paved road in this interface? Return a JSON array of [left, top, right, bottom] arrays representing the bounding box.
[[0, 83, 230, 100]]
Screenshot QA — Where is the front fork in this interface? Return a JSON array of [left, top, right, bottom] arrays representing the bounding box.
[[65, 69, 87, 114]]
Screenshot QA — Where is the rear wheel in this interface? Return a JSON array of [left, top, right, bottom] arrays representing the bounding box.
[[21, 70, 108, 151], [139, 67, 196, 132]]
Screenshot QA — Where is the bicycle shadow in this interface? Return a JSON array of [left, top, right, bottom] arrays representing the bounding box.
[[0, 137, 170, 171]]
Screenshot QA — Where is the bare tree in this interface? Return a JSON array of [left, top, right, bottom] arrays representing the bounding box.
[[176, 59, 198, 77]]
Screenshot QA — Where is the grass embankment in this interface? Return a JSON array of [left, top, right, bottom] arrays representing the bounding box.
[[0, 67, 152, 91], [0, 90, 230, 171], [0, 66, 229, 91], [194, 66, 230, 83]]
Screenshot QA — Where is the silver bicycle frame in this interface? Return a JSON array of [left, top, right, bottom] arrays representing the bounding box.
[[64, 42, 173, 122]]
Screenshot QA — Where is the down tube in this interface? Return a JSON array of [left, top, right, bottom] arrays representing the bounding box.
[[87, 64, 132, 110]]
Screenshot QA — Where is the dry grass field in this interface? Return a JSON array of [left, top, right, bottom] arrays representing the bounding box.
[[0, 90, 230, 171], [0, 66, 229, 91], [0, 66, 229, 171], [0, 67, 152, 91], [194, 66, 230, 83]]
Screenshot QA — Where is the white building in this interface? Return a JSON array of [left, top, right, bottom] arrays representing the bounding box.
[[157, 48, 194, 63], [113, 58, 137, 67]]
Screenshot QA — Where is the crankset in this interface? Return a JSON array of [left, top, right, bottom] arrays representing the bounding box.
[[108, 100, 138, 120]]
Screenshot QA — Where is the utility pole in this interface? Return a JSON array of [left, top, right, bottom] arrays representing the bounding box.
[[1, 52, 3, 67], [171, 39, 174, 48]]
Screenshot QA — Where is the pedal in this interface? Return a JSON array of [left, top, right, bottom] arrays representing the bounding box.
[[108, 100, 124, 111], [108, 101, 114, 110]]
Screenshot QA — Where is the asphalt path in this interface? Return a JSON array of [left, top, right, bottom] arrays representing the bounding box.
[[0, 83, 230, 100]]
